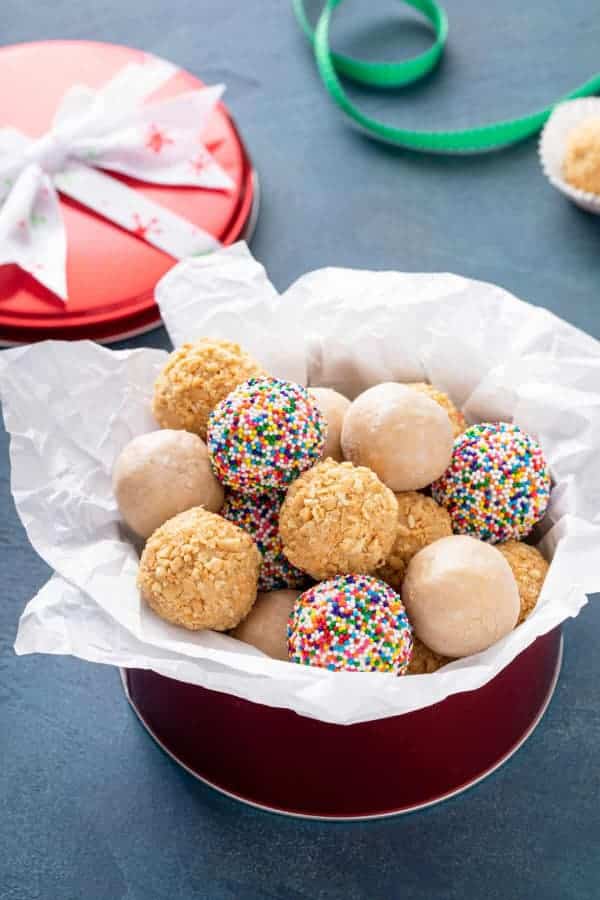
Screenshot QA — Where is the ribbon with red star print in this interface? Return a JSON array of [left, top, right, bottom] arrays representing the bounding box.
[[0, 57, 233, 300]]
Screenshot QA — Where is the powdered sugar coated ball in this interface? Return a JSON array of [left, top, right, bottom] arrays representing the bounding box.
[[309, 387, 351, 462], [112, 430, 223, 539], [341, 383, 454, 491], [230, 589, 299, 660], [402, 535, 520, 658]]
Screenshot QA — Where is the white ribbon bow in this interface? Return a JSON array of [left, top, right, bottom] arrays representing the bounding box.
[[0, 57, 232, 300]]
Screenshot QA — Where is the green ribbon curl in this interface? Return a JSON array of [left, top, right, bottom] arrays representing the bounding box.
[[293, 0, 600, 153]]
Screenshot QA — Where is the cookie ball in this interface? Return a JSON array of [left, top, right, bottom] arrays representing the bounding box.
[[497, 541, 549, 625], [406, 382, 467, 437], [403, 535, 520, 658], [432, 423, 551, 543], [288, 574, 413, 674], [279, 459, 398, 580], [377, 492, 452, 590], [152, 338, 266, 439], [112, 430, 224, 539], [309, 387, 350, 462], [563, 117, 600, 195], [221, 491, 308, 592], [137, 507, 261, 631], [341, 383, 454, 491], [207, 377, 325, 492], [407, 636, 450, 675], [230, 589, 299, 660]]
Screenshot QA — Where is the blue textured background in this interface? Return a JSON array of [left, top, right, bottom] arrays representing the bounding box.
[[2, 2, 600, 898]]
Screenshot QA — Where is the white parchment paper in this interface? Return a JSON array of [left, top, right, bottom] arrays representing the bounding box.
[[2, 242, 599, 725]]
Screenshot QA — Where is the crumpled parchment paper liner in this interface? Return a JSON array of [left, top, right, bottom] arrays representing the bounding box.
[[2, 242, 598, 724]]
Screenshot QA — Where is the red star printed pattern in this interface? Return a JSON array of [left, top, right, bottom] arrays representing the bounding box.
[[146, 124, 174, 154], [131, 213, 161, 239], [191, 149, 213, 175]]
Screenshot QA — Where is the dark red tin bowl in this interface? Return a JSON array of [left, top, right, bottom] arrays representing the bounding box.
[[122, 626, 562, 819]]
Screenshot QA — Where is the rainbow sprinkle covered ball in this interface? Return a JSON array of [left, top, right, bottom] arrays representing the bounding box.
[[288, 574, 413, 674], [432, 422, 551, 543], [221, 490, 308, 592], [207, 377, 325, 492]]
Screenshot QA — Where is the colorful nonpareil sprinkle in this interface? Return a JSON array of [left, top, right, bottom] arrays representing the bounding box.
[[431, 422, 551, 542], [221, 490, 308, 591], [288, 574, 413, 674], [207, 377, 325, 491]]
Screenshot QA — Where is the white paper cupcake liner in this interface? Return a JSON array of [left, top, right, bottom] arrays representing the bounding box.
[[539, 97, 600, 214]]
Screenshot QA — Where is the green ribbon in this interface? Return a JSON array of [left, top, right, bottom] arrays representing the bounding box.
[[293, 0, 600, 153]]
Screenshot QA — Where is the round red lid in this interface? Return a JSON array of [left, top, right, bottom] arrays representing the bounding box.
[[0, 41, 256, 344]]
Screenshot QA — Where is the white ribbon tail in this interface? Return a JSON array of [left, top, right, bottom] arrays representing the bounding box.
[[54, 162, 220, 259], [0, 164, 67, 300]]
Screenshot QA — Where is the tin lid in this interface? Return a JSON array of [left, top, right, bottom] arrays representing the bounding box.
[[0, 41, 256, 344]]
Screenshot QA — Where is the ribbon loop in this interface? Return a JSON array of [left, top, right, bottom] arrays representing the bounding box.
[[294, 0, 600, 153]]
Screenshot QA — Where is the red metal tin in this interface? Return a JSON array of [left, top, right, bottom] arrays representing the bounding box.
[[123, 627, 562, 819], [0, 41, 257, 345]]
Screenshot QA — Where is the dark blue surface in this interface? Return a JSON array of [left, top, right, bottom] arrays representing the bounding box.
[[2, 2, 600, 898]]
